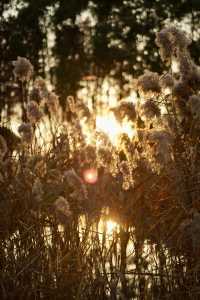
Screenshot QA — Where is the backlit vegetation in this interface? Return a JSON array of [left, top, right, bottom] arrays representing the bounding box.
[[1, 26, 200, 299]]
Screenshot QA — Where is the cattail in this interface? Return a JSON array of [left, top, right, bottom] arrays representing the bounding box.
[[13, 57, 33, 81]]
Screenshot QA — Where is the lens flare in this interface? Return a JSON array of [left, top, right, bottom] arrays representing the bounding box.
[[83, 168, 98, 184]]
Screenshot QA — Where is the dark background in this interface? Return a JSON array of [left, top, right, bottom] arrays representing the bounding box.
[[0, 0, 200, 118]]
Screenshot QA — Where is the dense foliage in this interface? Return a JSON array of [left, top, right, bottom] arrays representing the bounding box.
[[1, 26, 200, 299], [1, 0, 200, 116]]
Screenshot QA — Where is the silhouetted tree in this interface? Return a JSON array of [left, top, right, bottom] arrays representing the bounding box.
[[0, 0, 200, 117]]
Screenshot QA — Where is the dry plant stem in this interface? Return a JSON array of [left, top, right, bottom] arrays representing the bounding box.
[[21, 81, 28, 122], [119, 226, 129, 298], [1, 26, 200, 299]]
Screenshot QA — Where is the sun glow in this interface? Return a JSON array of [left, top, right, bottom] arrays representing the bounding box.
[[96, 112, 135, 145], [106, 220, 118, 234]]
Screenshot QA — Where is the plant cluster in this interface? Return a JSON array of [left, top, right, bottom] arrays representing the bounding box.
[[1, 26, 200, 299]]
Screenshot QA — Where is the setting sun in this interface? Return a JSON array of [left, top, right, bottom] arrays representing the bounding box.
[[96, 112, 135, 145], [106, 220, 118, 234], [1, 4, 198, 297]]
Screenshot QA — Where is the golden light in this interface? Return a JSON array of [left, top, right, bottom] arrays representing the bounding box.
[[96, 112, 135, 146], [80, 119, 95, 145], [83, 168, 98, 184], [96, 112, 121, 145], [106, 220, 118, 234]]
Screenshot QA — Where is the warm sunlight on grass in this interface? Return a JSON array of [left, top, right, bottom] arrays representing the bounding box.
[[106, 220, 118, 234], [96, 112, 135, 145]]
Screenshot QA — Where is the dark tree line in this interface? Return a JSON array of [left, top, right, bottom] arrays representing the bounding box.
[[0, 0, 200, 116]]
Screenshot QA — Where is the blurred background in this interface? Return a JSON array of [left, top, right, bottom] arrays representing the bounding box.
[[1, 0, 200, 121], [1, 3, 200, 299]]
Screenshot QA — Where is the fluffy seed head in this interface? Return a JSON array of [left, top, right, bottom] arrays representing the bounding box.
[[47, 92, 59, 113], [137, 71, 161, 95], [160, 73, 174, 89], [112, 101, 136, 122], [140, 100, 160, 120], [18, 123, 33, 143], [34, 77, 49, 100], [27, 101, 42, 124], [13, 57, 33, 81], [55, 196, 72, 217], [32, 178, 43, 202], [156, 27, 191, 61]]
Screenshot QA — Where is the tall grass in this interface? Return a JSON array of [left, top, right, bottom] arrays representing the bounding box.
[[1, 26, 200, 299]]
